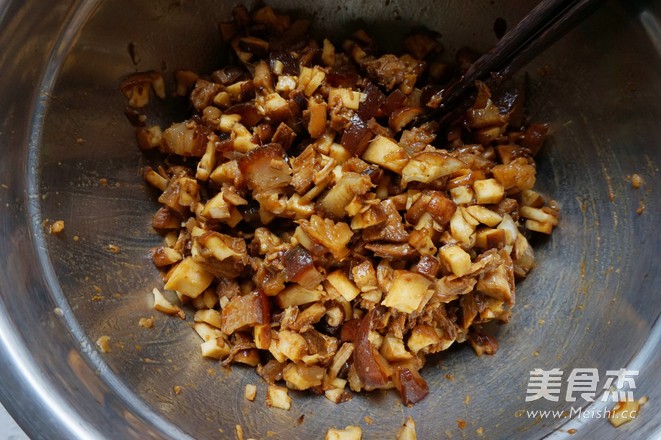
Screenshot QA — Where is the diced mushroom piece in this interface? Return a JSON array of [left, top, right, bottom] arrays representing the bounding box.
[[201, 191, 231, 220], [353, 308, 392, 389], [397, 416, 417, 440], [164, 257, 214, 299], [440, 245, 472, 277], [303, 66, 327, 97], [196, 138, 217, 181], [492, 157, 536, 192], [319, 172, 373, 218], [476, 257, 514, 304], [152, 288, 185, 319], [326, 270, 361, 302], [466, 205, 503, 227], [283, 246, 324, 289], [194, 322, 224, 341], [244, 384, 257, 401], [297, 215, 353, 260], [194, 231, 248, 279], [277, 330, 309, 361], [238, 143, 292, 192], [120, 71, 165, 108], [450, 208, 476, 246], [389, 106, 423, 132], [406, 190, 457, 226], [468, 333, 499, 356], [161, 121, 208, 157], [325, 426, 362, 440], [362, 135, 409, 174], [136, 125, 163, 150], [520, 206, 558, 227], [520, 189, 545, 208], [381, 272, 433, 314], [449, 186, 474, 205], [392, 362, 429, 405], [402, 152, 467, 185], [512, 232, 535, 277], [276, 285, 323, 308], [328, 342, 355, 380], [220, 291, 270, 335], [329, 88, 365, 110], [408, 324, 442, 354], [143, 166, 168, 191], [225, 80, 255, 102], [473, 178, 505, 205], [253, 60, 274, 93], [497, 213, 518, 250], [175, 70, 199, 96], [282, 363, 325, 390], [308, 97, 328, 138], [351, 260, 379, 292], [266, 384, 292, 410], [150, 246, 183, 267], [254, 323, 271, 349], [380, 334, 413, 361], [322, 38, 336, 66], [475, 228, 507, 250], [200, 337, 231, 359], [194, 309, 223, 328], [263, 92, 293, 121], [276, 75, 298, 93]]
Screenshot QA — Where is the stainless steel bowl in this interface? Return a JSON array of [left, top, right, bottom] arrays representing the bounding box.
[[0, 0, 659, 438]]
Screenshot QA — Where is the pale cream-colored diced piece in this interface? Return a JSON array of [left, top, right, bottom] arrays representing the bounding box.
[[193, 309, 222, 329], [473, 178, 505, 204], [407, 325, 442, 354], [328, 88, 364, 110], [397, 416, 417, 440], [276, 285, 323, 308], [326, 270, 360, 301], [193, 322, 223, 341], [244, 384, 257, 402], [218, 114, 241, 132], [401, 152, 466, 184], [465, 205, 503, 227], [164, 257, 214, 299], [361, 135, 409, 174], [152, 288, 184, 318], [525, 219, 554, 234], [519, 206, 558, 225], [201, 191, 230, 219], [381, 272, 433, 314], [324, 388, 346, 404], [380, 334, 413, 361], [200, 337, 230, 359], [325, 425, 362, 440], [266, 384, 291, 410], [277, 330, 308, 361], [450, 186, 474, 205], [253, 324, 271, 350], [450, 209, 476, 246], [282, 363, 325, 390], [440, 245, 472, 277]]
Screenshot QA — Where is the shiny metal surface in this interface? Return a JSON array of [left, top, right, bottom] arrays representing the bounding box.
[[0, 0, 660, 439]]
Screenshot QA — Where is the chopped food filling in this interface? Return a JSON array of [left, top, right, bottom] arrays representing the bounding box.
[[122, 4, 558, 406]]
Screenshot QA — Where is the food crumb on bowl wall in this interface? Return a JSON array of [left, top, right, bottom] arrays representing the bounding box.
[[96, 335, 111, 353], [49, 220, 65, 235]]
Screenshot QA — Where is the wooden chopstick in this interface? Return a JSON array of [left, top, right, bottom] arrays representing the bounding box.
[[437, 0, 605, 112]]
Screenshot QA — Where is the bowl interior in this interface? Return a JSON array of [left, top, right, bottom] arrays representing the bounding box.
[[23, 0, 661, 438]]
